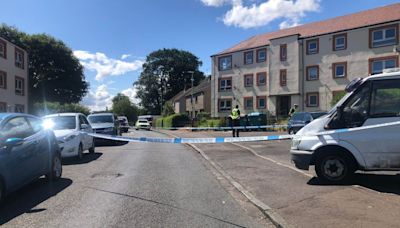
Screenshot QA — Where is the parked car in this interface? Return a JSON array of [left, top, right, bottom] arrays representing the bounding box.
[[291, 68, 400, 183], [43, 113, 94, 159], [117, 116, 129, 133], [87, 113, 120, 144], [287, 112, 327, 134], [135, 119, 151, 130], [0, 113, 62, 202]]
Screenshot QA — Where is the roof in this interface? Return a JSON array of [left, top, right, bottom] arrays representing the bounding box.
[[44, 113, 82, 118], [169, 78, 211, 102], [215, 3, 400, 56]]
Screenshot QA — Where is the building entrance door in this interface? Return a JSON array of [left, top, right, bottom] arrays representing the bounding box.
[[277, 96, 291, 118]]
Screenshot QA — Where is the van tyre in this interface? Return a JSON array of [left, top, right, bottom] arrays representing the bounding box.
[[89, 140, 95, 154], [77, 144, 83, 160], [315, 151, 356, 183], [46, 154, 62, 181]]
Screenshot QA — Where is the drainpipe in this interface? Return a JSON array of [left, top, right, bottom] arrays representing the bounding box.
[[299, 39, 305, 111]]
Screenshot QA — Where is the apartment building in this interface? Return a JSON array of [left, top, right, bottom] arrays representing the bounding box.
[[211, 3, 400, 118], [0, 37, 28, 113]]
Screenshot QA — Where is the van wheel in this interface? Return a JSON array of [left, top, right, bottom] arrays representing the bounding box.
[[315, 151, 355, 183], [89, 140, 95, 154]]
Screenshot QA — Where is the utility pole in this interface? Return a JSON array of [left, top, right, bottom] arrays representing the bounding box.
[[186, 71, 195, 126], [159, 66, 164, 116]]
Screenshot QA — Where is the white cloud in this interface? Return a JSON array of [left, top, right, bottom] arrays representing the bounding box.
[[121, 87, 140, 105], [121, 54, 131, 60], [81, 84, 113, 111], [201, 0, 320, 29], [74, 50, 144, 81]]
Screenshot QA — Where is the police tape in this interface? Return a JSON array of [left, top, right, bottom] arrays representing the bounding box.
[[147, 124, 288, 131], [88, 132, 293, 144]]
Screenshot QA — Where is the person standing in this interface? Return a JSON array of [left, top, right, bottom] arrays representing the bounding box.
[[230, 105, 241, 137], [288, 104, 298, 117]]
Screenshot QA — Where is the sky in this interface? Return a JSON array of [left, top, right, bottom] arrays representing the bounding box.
[[1, 0, 398, 110]]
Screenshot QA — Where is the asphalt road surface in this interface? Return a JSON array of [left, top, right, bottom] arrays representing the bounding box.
[[0, 130, 265, 228]]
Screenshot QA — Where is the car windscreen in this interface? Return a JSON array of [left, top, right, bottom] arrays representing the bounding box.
[[45, 116, 76, 130], [311, 112, 327, 119], [290, 113, 305, 121], [88, 115, 114, 123]]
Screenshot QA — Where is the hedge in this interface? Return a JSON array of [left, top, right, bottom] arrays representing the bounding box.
[[156, 113, 190, 128]]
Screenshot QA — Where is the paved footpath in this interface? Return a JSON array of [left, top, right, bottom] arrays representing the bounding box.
[[158, 129, 400, 228]]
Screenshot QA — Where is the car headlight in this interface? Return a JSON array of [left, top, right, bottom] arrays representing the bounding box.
[[291, 137, 301, 149], [63, 134, 77, 142]]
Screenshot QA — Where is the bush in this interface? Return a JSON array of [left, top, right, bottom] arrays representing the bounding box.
[[32, 102, 90, 116], [155, 113, 190, 128], [198, 118, 222, 127]]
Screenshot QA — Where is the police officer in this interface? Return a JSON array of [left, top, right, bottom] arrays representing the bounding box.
[[230, 105, 241, 137], [288, 104, 298, 117]]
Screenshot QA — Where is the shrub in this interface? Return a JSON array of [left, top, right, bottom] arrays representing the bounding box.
[[33, 102, 90, 116], [156, 113, 190, 128]]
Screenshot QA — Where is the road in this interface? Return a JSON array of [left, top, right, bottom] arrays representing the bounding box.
[[0, 130, 268, 228]]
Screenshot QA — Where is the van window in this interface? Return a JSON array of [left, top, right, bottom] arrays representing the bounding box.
[[342, 82, 371, 127], [370, 79, 400, 118]]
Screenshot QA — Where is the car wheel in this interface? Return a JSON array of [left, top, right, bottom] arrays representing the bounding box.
[[0, 180, 4, 203], [46, 154, 62, 181], [89, 140, 95, 154], [77, 144, 83, 160], [315, 151, 355, 183]]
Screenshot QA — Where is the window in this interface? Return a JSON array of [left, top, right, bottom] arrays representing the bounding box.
[[256, 96, 266, 109], [256, 72, 266, 86], [370, 79, 400, 118], [219, 99, 232, 111], [369, 56, 399, 75], [2, 117, 32, 139], [370, 24, 398, 48], [244, 51, 253, 65], [27, 117, 43, 134], [306, 39, 319, 55], [15, 104, 25, 113], [306, 92, 319, 107], [219, 77, 232, 91], [218, 55, 232, 71], [195, 95, 198, 104], [244, 97, 253, 110], [333, 62, 347, 78], [280, 44, 287, 61], [15, 76, 24, 95], [0, 39, 6, 59], [244, 74, 253, 87], [306, 66, 319, 81], [256, 48, 266, 63], [341, 83, 371, 127], [333, 33, 347, 51], [15, 48, 24, 69], [0, 102, 6, 112], [280, 69, 287, 86], [0, 71, 6, 89]]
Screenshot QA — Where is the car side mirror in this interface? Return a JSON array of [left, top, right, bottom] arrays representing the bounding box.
[[4, 138, 24, 148], [81, 124, 89, 129]]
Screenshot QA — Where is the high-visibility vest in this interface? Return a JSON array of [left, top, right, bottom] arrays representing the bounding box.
[[231, 108, 240, 120]]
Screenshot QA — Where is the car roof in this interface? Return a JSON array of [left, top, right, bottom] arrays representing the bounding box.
[[0, 113, 39, 121], [88, 113, 114, 116], [44, 113, 82, 118]]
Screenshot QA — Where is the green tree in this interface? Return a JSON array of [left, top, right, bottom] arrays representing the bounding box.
[[331, 91, 347, 106], [134, 48, 205, 114], [0, 24, 89, 110], [162, 101, 175, 117], [32, 102, 90, 116], [111, 93, 138, 122]]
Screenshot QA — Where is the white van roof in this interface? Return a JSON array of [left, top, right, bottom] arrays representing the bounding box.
[[365, 68, 400, 81]]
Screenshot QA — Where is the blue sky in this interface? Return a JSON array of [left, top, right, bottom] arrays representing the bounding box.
[[1, 0, 398, 110]]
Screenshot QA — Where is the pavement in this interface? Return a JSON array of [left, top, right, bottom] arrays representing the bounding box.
[[0, 130, 272, 228], [157, 129, 400, 228]]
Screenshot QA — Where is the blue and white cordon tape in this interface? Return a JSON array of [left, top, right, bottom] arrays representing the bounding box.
[[89, 120, 400, 144], [150, 124, 288, 131]]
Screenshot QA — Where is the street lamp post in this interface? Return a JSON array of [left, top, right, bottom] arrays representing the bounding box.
[[159, 66, 165, 116], [186, 71, 195, 126]]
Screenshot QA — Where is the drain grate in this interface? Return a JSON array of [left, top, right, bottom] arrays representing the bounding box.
[[91, 172, 123, 178]]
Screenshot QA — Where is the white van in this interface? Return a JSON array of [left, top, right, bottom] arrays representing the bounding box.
[[291, 68, 400, 183]]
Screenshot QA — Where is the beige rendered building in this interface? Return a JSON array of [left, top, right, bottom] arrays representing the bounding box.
[[0, 36, 28, 113], [211, 4, 400, 118]]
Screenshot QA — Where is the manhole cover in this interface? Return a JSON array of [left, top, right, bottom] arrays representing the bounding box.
[[91, 172, 123, 178]]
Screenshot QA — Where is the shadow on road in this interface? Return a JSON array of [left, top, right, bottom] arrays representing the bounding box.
[[95, 139, 129, 147], [307, 173, 400, 195], [62, 152, 103, 165], [0, 178, 72, 225]]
